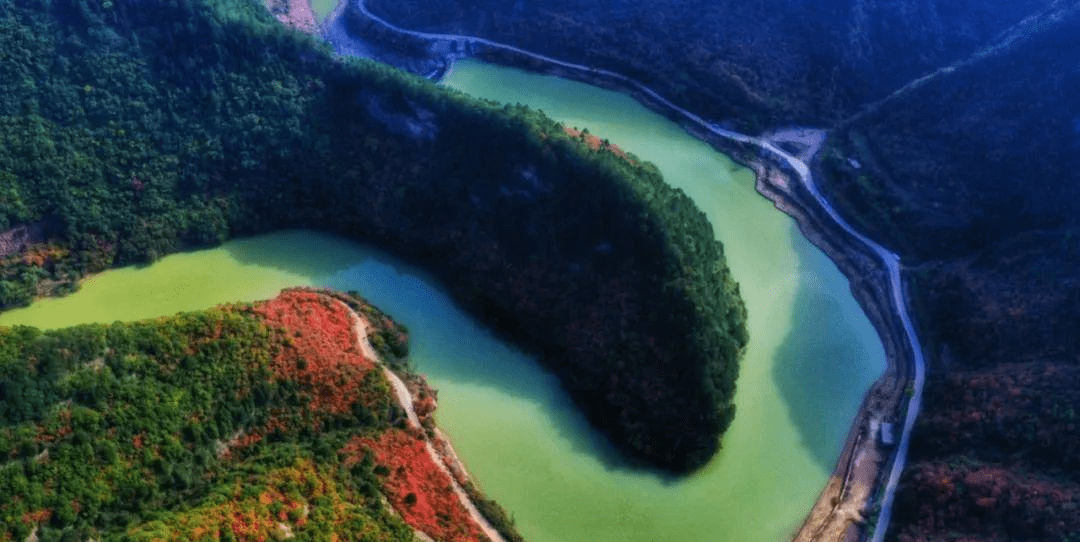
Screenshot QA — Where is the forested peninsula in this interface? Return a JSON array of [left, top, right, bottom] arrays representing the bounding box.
[[356, 0, 1080, 538], [0, 0, 748, 473], [0, 288, 522, 541]]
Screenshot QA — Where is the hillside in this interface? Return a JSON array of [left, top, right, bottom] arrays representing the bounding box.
[[363, 0, 1058, 128], [0, 0, 747, 473], [889, 363, 1080, 541], [0, 288, 519, 541], [818, 10, 1080, 539]]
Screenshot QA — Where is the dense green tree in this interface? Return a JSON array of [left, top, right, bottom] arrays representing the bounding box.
[[0, 0, 746, 473]]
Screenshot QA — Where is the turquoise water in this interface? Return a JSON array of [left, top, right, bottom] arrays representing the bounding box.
[[310, 0, 337, 23], [0, 60, 886, 542]]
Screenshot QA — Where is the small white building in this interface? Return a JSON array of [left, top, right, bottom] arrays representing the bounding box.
[[879, 422, 896, 447]]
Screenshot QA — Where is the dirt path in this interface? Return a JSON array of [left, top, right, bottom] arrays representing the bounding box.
[[337, 299, 507, 542]]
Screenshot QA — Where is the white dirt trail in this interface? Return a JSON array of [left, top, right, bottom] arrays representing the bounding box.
[[336, 299, 507, 542]]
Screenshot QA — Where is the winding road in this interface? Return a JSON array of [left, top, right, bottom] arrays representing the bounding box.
[[332, 2, 927, 539]]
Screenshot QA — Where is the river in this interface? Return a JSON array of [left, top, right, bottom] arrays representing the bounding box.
[[0, 60, 886, 542]]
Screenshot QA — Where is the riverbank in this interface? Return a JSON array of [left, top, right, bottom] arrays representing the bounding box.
[[747, 133, 918, 541], [338, 292, 510, 542], [331, 2, 924, 540]]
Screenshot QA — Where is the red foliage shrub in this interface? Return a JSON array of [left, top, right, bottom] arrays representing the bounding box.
[[252, 291, 377, 418], [562, 125, 636, 164], [21, 509, 51, 525], [342, 430, 487, 542], [21, 245, 68, 267]]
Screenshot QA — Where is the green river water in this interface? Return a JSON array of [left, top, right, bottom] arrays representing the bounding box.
[[0, 60, 885, 541]]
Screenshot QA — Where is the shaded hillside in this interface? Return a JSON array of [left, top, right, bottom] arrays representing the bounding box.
[[358, 0, 1080, 377], [817, 20, 1080, 537], [888, 363, 1080, 541], [0, 0, 747, 472], [364, 0, 1056, 127], [0, 288, 512, 541], [822, 6, 1080, 373]]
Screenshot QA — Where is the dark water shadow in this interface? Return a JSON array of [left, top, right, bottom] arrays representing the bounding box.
[[223, 229, 677, 480], [771, 232, 877, 471], [223, 230, 391, 279]]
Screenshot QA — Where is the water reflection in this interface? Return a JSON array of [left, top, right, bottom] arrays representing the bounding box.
[[311, 241, 665, 476], [772, 228, 874, 470], [223, 230, 387, 279]]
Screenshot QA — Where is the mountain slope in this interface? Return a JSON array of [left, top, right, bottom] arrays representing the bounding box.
[[0, 288, 513, 541]]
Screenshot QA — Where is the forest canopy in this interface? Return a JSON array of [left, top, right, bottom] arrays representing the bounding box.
[[0, 290, 421, 540], [0, 0, 747, 472]]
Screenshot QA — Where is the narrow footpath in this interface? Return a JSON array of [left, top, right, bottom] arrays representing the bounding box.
[[337, 297, 509, 542]]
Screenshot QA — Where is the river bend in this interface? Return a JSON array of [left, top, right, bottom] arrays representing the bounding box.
[[340, 2, 927, 539]]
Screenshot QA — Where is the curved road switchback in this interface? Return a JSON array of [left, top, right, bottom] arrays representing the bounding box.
[[332, 3, 927, 539]]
